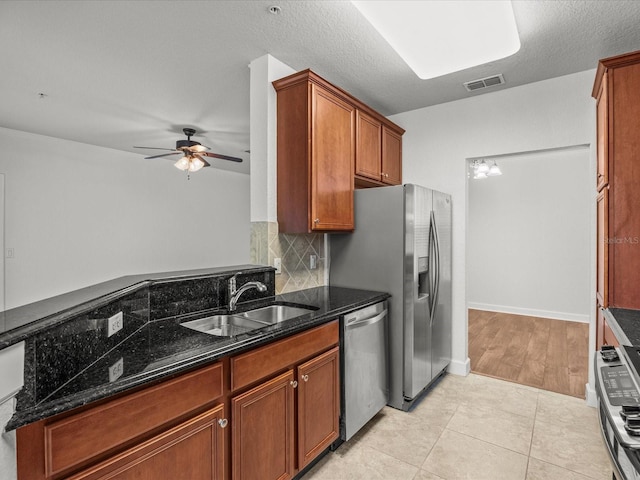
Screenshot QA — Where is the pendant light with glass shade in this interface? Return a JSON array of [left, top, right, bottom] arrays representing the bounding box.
[[487, 161, 502, 176], [471, 159, 502, 179]]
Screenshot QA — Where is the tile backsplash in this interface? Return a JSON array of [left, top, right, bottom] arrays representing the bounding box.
[[250, 222, 326, 294]]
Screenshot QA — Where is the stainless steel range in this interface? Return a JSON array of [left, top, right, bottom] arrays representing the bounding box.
[[595, 345, 640, 479]]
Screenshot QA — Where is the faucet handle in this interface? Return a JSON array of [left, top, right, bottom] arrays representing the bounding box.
[[229, 272, 242, 293]]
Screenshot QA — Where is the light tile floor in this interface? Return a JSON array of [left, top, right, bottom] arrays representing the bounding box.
[[302, 373, 612, 480]]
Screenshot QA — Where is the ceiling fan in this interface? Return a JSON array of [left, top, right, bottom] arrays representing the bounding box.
[[134, 128, 243, 173]]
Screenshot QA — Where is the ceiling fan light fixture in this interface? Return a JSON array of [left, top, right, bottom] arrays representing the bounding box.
[[189, 157, 206, 172], [174, 155, 190, 171]]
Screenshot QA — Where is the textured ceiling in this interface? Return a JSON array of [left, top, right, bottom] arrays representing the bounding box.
[[1, 0, 640, 175]]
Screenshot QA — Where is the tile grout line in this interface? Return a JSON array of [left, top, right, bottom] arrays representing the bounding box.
[[524, 389, 541, 479]]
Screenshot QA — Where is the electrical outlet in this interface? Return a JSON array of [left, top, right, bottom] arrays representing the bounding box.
[[310, 254, 317, 270], [6, 248, 14, 259], [108, 357, 124, 382], [274, 257, 282, 274], [107, 312, 123, 337]]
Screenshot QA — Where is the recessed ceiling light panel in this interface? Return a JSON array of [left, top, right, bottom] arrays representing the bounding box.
[[351, 0, 521, 80]]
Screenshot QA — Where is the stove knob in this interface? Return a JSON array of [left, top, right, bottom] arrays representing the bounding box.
[[600, 347, 620, 362]]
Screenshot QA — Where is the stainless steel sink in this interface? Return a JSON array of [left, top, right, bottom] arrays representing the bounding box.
[[181, 315, 268, 337], [180, 305, 316, 337], [238, 305, 315, 325]]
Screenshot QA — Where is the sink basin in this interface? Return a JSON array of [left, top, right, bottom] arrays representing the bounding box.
[[238, 305, 315, 325], [181, 315, 268, 337], [180, 305, 316, 336]]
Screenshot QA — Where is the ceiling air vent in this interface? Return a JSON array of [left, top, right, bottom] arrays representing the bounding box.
[[463, 74, 505, 92]]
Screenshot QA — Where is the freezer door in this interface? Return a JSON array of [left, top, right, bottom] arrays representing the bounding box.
[[403, 185, 433, 400], [431, 190, 452, 376]]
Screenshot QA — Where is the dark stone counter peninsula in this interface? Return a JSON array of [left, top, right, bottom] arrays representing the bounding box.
[[604, 308, 640, 345], [0, 265, 389, 431]]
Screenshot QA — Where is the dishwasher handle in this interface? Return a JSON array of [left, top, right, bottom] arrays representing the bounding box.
[[345, 309, 388, 329]]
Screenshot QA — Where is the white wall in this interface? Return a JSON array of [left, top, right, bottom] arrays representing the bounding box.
[[467, 147, 591, 322], [389, 69, 596, 378], [249, 54, 294, 223], [0, 127, 251, 309]]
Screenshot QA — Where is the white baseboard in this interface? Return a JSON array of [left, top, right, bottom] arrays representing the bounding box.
[[447, 357, 471, 376], [467, 302, 589, 323], [585, 382, 597, 407]]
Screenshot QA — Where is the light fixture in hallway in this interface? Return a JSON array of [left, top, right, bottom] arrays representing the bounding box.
[[471, 159, 502, 179]]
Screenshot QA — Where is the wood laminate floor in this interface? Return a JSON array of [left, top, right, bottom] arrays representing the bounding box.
[[468, 309, 589, 398]]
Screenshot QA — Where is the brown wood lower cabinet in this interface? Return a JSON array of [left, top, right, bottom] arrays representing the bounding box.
[[67, 404, 225, 480], [17, 362, 226, 480], [297, 347, 340, 470], [231, 322, 340, 480], [232, 370, 295, 480], [16, 322, 340, 480]]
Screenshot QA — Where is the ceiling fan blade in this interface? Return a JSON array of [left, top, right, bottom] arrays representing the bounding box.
[[145, 152, 181, 160], [201, 152, 243, 163], [193, 154, 211, 167], [134, 146, 176, 151]]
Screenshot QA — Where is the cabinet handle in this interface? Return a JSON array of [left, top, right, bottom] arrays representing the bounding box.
[[314, 218, 320, 224], [290, 380, 298, 388], [218, 418, 228, 428], [302, 374, 309, 382]]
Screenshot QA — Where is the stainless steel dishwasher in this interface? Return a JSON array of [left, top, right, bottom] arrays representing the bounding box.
[[341, 300, 388, 441]]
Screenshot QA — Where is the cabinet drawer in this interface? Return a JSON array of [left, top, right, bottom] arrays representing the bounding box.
[[231, 321, 338, 391], [44, 362, 223, 477], [66, 404, 225, 480]]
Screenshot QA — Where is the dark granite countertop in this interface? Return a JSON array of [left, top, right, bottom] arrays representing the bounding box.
[[7, 285, 389, 431], [605, 308, 640, 345], [0, 265, 267, 349]]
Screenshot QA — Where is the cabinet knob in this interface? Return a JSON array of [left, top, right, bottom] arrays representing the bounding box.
[[290, 380, 298, 388], [314, 218, 320, 224], [218, 418, 228, 428], [302, 374, 309, 382]]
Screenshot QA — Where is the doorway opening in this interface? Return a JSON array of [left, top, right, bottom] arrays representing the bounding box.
[[466, 146, 592, 397]]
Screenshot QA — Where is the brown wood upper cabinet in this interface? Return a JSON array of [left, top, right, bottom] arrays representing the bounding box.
[[355, 111, 403, 187], [274, 70, 355, 233], [593, 49, 640, 347], [273, 69, 404, 233]]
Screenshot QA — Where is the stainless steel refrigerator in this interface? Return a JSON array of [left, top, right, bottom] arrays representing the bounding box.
[[330, 184, 452, 411]]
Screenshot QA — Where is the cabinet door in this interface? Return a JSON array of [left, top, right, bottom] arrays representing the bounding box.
[[597, 188, 609, 308], [67, 405, 226, 480], [381, 126, 402, 185], [355, 110, 382, 182], [596, 73, 608, 191], [311, 84, 355, 232], [232, 370, 295, 480], [297, 347, 340, 470]]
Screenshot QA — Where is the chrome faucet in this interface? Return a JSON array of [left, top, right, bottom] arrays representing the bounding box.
[[228, 272, 267, 311]]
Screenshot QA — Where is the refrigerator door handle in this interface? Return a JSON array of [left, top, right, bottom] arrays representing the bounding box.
[[429, 210, 440, 324]]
